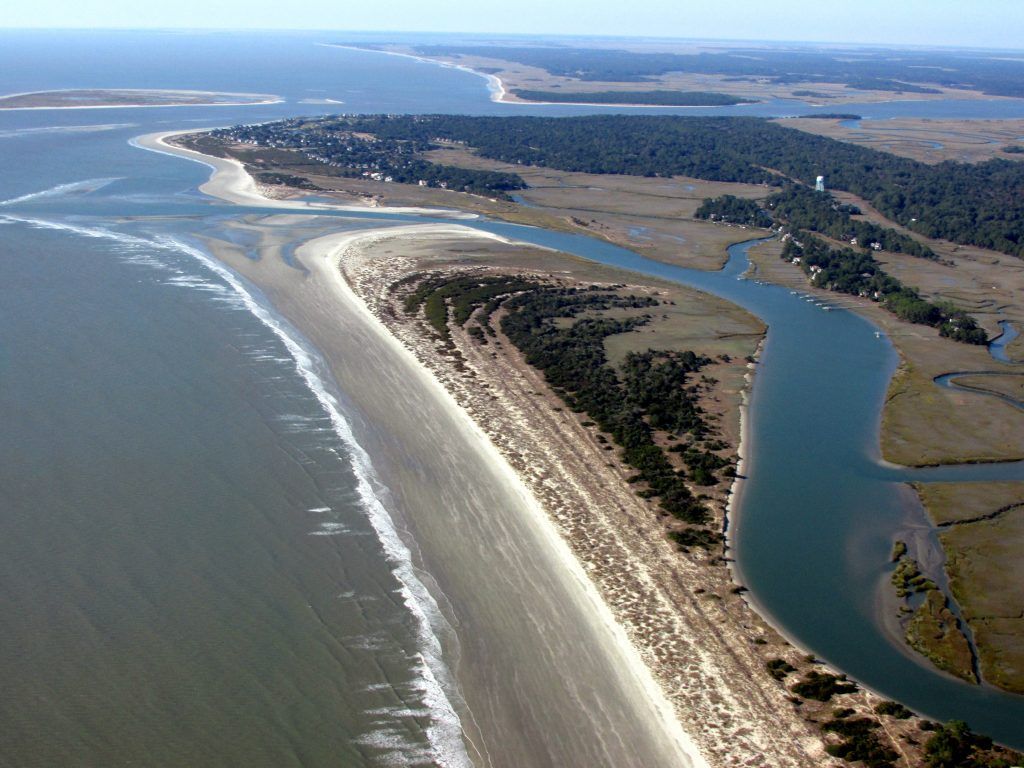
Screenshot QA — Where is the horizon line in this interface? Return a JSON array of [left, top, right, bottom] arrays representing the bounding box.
[[0, 27, 1022, 54]]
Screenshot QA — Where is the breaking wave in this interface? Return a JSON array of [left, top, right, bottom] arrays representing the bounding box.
[[0, 123, 137, 140], [0, 213, 475, 768], [0, 177, 121, 206]]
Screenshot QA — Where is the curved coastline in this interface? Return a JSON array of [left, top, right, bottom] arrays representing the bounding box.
[[319, 44, 509, 104], [321, 44, 761, 110], [142, 129, 1024, 761], [132, 130, 480, 218], [140, 132, 718, 767], [138, 132, 1024, 753], [306, 226, 709, 768]]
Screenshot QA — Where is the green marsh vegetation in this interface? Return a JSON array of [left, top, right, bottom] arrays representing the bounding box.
[[403, 273, 736, 549], [889, 543, 977, 683]]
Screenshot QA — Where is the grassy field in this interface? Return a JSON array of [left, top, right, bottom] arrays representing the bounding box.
[[778, 117, 1024, 164], [916, 482, 1024, 694], [950, 373, 1024, 403]]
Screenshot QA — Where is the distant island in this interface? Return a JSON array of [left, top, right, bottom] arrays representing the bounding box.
[[0, 89, 280, 110], [343, 40, 1024, 110], [407, 42, 1024, 98], [509, 89, 755, 106]]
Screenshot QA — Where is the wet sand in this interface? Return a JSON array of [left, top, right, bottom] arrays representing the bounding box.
[[139, 131, 846, 765], [202, 219, 709, 767]]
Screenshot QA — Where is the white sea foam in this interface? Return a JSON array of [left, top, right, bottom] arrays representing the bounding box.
[[0, 177, 121, 206], [309, 521, 369, 537], [1, 213, 474, 767], [162, 235, 475, 768], [309, 522, 351, 536], [0, 123, 137, 139]]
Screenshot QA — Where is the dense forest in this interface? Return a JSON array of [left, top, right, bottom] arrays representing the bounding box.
[[511, 89, 753, 106], [696, 188, 938, 257], [290, 114, 1024, 258], [694, 195, 771, 227], [403, 44, 1024, 98], [402, 273, 734, 547]]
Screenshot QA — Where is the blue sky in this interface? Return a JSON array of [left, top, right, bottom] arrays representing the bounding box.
[[3, 0, 1023, 49]]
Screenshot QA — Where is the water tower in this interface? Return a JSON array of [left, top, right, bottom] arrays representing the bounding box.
[[815, 175, 826, 192]]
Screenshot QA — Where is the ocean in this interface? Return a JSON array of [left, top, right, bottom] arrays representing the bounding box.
[[2, 29, 1024, 766]]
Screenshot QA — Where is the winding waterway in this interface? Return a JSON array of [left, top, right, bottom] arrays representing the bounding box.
[[454, 230, 1024, 745], [4, 29, 1024, 763]]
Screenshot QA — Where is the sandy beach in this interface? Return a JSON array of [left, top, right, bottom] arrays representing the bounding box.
[[140, 132, 944, 766], [319, 44, 509, 103], [322, 45, 754, 109], [195, 215, 714, 767], [133, 131, 479, 218], [329, 226, 840, 766]]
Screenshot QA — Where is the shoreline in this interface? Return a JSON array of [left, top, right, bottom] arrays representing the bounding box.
[[324, 44, 758, 110], [323, 227, 835, 765], [0, 88, 284, 111], [302, 225, 711, 768], [142, 124, 723, 762], [329, 45, 1014, 112], [138, 132, 972, 763], [132, 130, 479, 218], [144, 132, 839, 764], [319, 44, 509, 103]]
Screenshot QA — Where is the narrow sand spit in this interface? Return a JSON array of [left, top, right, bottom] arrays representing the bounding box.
[[132, 130, 478, 218], [201, 219, 712, 768], [302, 226, 712, 767], [321, 225, 836, 767]]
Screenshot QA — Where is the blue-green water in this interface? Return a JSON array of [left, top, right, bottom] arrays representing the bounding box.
[[2, 30, 1024, 765]]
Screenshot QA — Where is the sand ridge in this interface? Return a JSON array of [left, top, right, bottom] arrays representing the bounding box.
[[322, 225, 836, 766]]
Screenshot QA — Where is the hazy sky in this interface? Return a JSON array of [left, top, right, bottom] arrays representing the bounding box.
[[3, 0, 1023, 49]]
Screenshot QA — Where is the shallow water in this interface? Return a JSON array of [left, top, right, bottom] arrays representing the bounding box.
[[3, 30, 1024, 764]]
